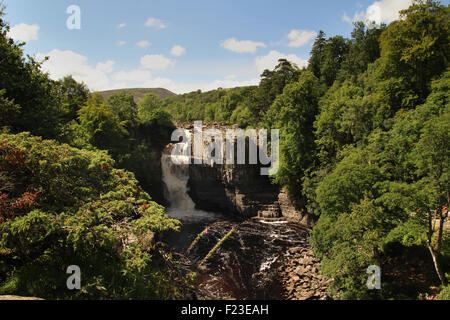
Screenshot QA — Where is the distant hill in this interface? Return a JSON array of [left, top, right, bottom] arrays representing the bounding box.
[[97, 88, 176, 103]]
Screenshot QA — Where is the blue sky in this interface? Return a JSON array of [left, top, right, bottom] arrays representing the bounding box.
[[4, 0, 447, 93]]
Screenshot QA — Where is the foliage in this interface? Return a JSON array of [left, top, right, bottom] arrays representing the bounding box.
[[0, 12, 64, 139], [0, 133, 181, 299], [160, 86, 258, 126], [378, 0, 449, 102], [1, 0, 449, 300], [71, 92, 175, 203], [97, 88, 176, 102], [308, 1, 450, 298], [337, 21, 386, 82], [58, 76, 90, 123], [265, 71, 324, 205], [312, 68, 449, 296], [318, 198, 387, 299], [439, 284, 450, 300]]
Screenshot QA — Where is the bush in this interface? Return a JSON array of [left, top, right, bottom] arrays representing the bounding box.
[[439, 285, 450, 300], [0, 132, 181, 299]]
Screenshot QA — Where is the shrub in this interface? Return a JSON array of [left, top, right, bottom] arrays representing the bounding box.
[[0, 132, 181, 299]]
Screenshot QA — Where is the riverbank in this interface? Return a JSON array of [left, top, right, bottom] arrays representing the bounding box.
[[277, 246, 333, 300]]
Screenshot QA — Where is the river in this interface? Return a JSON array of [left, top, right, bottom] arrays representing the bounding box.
[[161, 148, 311, 300]]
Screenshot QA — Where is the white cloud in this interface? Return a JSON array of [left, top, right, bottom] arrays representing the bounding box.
[[344, 0, 412, 24], [171, 45, 186, 57], [96, 61, 115, 74], [254, 50, 308, 74], [117, 23, 126, 29], [342, 12, 352, 23], [111, 69, 153, 84], [137, 40, 151, 48], [35, 49, 111, 91], [140, 54, 175, 70], [221, 38, 266, 54], [145, 18, 167, 29], [7, 23, 40, 42], [367, 0, 412, 23], [34, 49, 262, 95], [287, 30, 317, 47], [342, 10, 366, 24], [117, 41, 126, 46]]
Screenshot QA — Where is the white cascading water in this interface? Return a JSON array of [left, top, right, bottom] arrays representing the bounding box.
[[161, 152, 196, 211], [161, 137, 222, 221]]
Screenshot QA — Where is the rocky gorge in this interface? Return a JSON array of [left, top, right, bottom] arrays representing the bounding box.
[[171, 122, 316, 227], [161, 123, 331, 300]]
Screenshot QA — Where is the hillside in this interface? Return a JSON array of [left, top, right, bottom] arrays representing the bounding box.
[[159, 86, 257, 125], [97, 87, 176, 102]]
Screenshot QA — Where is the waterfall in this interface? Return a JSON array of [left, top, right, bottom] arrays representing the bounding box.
[[161, 152, 196, 210], [160, 127, 313, 300], [161, 137, 224, 222]]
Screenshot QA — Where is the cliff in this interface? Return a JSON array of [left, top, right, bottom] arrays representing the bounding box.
[[187, 162, 315, 228], [167, 123, 316, 228]]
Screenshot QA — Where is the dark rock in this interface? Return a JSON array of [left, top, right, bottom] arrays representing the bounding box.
[[169, 123, 316, 228], [288, 247, 302, 255]]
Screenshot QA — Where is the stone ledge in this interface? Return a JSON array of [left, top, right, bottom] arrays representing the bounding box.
[[0, 295, 44, 300]]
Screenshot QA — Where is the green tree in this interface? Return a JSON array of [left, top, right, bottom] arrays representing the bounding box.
[[75, 92, 174, 204], [411, 110, 449, 285], [105, 92, 137, 122], [319, 36, 350, 86], [318, 198, 387, 299], [0, 8, 64, 139], [266, 71, 324, 206], [0, 132, 181, 299], [315, 81, 374, 163], [138, 93, 161, 123], [308, 30, 327, 79], [78, 93, 129, 158], [377, 0, 449, 103], [58, 76, 90, 123], [251, 59, 302, 122], [338, 21, 386, 81], [312, 69, 450, 297]]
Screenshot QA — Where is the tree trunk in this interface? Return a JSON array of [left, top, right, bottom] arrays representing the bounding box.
[[427, 244, 447, 286], [427, 210, 447, 286]]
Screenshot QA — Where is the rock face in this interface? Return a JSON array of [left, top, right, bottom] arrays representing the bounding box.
[[164, 123, 317, 228], [188, 163, 281, 219], [278, 246, 333, 300], [277, 189, 316, 228], [187, 161, 316, 228]]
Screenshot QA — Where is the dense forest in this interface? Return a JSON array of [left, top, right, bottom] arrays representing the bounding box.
[[0, 0, 449, 299], [161, 0, 450, 299], [0, 5, 185, 299]]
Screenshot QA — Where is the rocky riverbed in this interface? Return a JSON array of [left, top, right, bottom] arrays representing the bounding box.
[[161, 130, 331, 300], [164, 216, 333, 300], [278, 246, 333, 300]]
